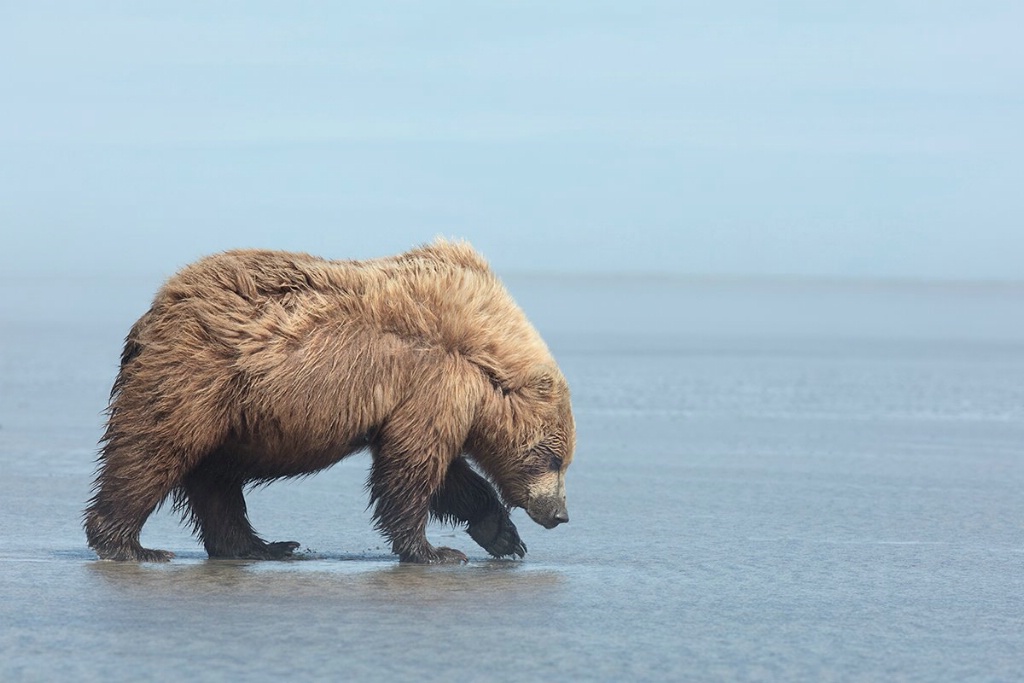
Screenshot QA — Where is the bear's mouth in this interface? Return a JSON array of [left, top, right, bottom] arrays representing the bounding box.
[[525, 498, 570, 529], [522, 470, 568, 529]]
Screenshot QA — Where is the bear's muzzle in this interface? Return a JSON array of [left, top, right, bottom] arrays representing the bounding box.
[[525, 472, 569, 529]]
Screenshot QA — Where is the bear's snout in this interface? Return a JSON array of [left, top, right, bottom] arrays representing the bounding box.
[[525, 472, 569, 529], [532, 504, 569, 529]]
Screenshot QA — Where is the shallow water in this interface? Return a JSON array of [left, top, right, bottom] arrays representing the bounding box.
[[2, 275, 1023, 681]]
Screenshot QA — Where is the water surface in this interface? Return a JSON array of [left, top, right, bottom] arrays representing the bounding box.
[[1, 275, 1022, 681]]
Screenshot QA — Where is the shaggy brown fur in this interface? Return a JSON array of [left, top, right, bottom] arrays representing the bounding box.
[[84, 240, 575, 564]]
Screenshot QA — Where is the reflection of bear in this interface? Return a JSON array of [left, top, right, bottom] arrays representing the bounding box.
[[84, 240, 575, 564]]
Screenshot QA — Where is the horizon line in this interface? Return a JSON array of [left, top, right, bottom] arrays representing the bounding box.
[[2, 268, 1022, 290]]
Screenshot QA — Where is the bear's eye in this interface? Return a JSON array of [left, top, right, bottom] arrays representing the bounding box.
[[549, 455, 563, 472]]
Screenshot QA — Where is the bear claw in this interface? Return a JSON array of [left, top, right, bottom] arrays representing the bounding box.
[[235, 541, 300, 560], [469, 512, 527, 559], [136, 548, 175, 563], [96, 546, 175, 562], [432, 546, 469, 564], [264, 541, 301, 559], [400, 545, 469, 564]]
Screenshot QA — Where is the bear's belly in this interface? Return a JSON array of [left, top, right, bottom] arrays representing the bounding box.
[[216, 430, 373, 480]]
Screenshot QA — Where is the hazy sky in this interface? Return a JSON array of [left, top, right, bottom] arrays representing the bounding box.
[[1, 1, 1021, 279]]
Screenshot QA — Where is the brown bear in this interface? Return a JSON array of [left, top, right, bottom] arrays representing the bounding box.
[[84, 239, 575, 564]]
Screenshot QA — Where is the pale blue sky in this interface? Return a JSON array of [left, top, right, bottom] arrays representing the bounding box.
[[1, 1, 1021, 279]]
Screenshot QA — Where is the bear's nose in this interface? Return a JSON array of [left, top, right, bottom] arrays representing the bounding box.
[[553, 510, 569, 525]]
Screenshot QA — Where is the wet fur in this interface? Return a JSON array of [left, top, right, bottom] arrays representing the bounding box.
[[83, 240, 574, 563]]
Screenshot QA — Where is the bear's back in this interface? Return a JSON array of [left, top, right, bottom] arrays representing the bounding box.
[[150, 240, 557, 393]]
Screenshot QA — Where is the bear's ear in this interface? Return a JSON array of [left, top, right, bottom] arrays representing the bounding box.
[[483, 364, 558, 398], [524, 367, 556, 398], [479, 365, 512, 396]]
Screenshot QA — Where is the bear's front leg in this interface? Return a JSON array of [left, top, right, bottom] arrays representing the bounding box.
[[368, 429, 469, 565], [367, 359, 484, 564], [431, 457, 526, 559]]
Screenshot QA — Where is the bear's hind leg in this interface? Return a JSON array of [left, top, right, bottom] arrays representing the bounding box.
[[85, 444, 184, 562], [431, 458, 526, 559], [180, 462, 299, 560]]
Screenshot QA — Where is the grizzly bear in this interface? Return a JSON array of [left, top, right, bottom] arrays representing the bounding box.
[[84, 240, 575, 564]]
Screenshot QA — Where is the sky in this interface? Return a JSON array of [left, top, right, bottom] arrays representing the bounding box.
[[1, 1, 1022, 280]]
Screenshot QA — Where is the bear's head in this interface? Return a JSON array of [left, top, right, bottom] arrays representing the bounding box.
[[470, 365, 576, 529]]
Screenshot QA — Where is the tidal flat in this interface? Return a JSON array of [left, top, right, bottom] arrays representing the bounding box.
[[2, 274, 1022, 681]]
